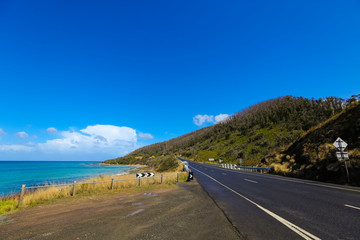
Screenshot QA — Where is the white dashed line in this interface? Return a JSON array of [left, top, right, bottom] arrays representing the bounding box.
[[196, 162, 360, 193], [244, 179, 258, 184], [192, 166, 321, 240], [344, 204, 360, 211]]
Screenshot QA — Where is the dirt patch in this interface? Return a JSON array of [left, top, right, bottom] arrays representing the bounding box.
[[0, 181, 241, 240], [0, 216, 14, 226]]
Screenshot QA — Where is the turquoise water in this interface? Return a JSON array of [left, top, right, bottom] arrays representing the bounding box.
[[0, 161, 134, 196]]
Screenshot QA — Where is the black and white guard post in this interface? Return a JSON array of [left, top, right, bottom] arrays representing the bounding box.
[[333, 137, 350, 184], [136, 172, 155, 178], [188, 169, 193, 181]]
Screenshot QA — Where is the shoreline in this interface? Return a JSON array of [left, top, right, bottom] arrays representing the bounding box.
[[95, 162, 149, 168], [0, 164, 156, 199], [0, 170, 186, 216], [0, 164, 148, 198]]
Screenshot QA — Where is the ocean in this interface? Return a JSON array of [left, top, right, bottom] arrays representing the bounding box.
[[0, 161, 135, 196]]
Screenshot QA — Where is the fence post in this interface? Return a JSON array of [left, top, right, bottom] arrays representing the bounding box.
[[177, 173, 180, 183], [72, 181, 76, 196], [18, 184, 26, 208], [161, 174, 163, 184], [138, 177, 141, 187], [111, 178, 114, 190]]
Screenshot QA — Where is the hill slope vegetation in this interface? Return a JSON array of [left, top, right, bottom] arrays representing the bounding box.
[[263, 101, 360, 185], [105, 96, 360, 178]]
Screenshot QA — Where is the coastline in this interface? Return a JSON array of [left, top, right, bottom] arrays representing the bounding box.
[[0, 170, 186, 216], [91, 163, 150, 173], [99, 163, 148, 168], [114, 165, 151, 175], [0, 162, 146, 197]]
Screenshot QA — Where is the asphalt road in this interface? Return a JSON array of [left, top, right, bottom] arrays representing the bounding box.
[[180, 158, 360, 240]]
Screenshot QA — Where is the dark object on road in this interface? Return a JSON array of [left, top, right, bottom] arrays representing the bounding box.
[[187, 170, 194, 181]]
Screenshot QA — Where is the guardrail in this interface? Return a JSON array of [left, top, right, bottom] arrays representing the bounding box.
[[236, 166, 271, 173], [177, 157, 270, 174], [203, 162, 271, 173], [17, 173, 181, 208], [178, 158, 193, 181], [220, 163, 270, 173]]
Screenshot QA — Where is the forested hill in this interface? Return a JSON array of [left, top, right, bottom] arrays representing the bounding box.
[[105, 95, 356, 169], [263, 101, 360, 185]]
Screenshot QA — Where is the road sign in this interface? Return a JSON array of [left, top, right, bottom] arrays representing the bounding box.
[[239, 158, 243, 165], [333, 138, 348, 150], [336, 152, 349, 160], [188, 170, 193, 180], [209, 158, 214, 161], [333, 137, 350, 183], [136, 172, 154, 178]]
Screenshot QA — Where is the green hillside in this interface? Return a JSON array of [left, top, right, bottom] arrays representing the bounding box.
[[263, 101, 360, 185], [105, 95, 351, 170]]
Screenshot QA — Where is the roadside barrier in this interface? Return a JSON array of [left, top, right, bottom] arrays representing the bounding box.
[[215, 163, 270, 173], [179, 159, 193, 181], [177, 157, 270, 175], [17, 173, 181, 207], [236, 166, 271, 173]]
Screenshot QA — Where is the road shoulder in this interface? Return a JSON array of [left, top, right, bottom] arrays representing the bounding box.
[[0, 180, 242, 240]]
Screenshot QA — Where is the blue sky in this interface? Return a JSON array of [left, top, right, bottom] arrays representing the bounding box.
[[0, 0, 359, 161]]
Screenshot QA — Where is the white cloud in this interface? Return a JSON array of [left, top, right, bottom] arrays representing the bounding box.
[[193, 113, 230, 126], [193, 114, 214, 126], [81, 125, 137, 143], [0, 144, 33, 152], [138, 132, 154, 140], [0, 124, 153, 160], [38, 124, 139, 156], [46, 127, 58, 135], [214, 114, 230, 123], [15, 131, 29, 139], [0, 128, 7, 136]]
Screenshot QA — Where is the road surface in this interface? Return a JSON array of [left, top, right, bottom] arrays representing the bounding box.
[[181, 158, 360, 240]]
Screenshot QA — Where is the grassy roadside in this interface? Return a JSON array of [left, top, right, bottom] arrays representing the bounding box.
[[0, 171, 188, 216]]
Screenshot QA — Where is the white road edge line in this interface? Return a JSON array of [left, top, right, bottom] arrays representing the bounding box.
[[192, 166, 321, 240], [244, 179, 258, 184], [344, 204, 360, 211]]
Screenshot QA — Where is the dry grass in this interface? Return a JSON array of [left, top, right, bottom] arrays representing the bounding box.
[[174, 159, 186, 172], [0, 171, 187, 216], [270, 162, 290, 173]]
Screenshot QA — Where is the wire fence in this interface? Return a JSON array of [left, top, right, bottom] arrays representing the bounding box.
[[17, 173, 182, 207]]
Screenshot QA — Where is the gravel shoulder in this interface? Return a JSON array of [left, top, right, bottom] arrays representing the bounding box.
[[0, 180, 242, 240]]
